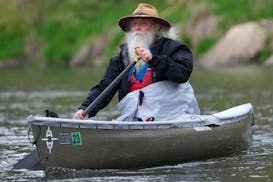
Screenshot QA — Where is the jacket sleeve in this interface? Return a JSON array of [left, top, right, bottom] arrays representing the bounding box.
[[148, 39, 193, 83], [79, 55, 122, 117]]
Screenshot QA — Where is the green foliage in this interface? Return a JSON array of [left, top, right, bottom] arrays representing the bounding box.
[[257, 49, 272, 63], [195, 36, 218, 55], [35, 0, 138, 65], [0, 29, 24, 59], [38, 21, 78, 65], [0, 1, 26, 59], [181, 34, 192, 48], [106, 30, 124, 57], [253, 35, 273, 63], [1, 0, 273, 66], [204, 0, 273, 30]]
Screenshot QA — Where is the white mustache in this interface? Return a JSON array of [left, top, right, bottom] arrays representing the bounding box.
[[133, 32, 145, 37]]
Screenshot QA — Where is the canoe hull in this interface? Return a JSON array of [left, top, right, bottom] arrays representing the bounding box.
[[30, 112, 252, 170]]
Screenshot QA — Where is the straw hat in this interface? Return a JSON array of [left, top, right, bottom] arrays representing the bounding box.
[[119, 3, 171, 32]]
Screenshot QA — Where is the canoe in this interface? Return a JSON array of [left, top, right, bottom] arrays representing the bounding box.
[[27, 103, 254, 171]]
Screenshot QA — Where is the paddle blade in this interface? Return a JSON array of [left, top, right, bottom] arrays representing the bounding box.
[[13, 151, 42, 170]]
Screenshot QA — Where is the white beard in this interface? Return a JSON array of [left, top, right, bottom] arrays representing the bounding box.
[[125, 30, 156, 72]]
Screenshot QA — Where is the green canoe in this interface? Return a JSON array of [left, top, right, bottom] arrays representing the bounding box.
[[27, 103, 254, 171]]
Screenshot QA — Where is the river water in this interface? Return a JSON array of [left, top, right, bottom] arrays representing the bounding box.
[[0, 66, 272, 181]]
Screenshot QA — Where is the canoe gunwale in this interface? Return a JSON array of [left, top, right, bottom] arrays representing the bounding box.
[[27, 103, 254, 130]]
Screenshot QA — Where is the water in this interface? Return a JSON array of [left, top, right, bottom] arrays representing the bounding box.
[[0, 66, 273, 181]]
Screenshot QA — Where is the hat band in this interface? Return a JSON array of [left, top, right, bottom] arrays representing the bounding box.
[[133, 12, 150, 16]]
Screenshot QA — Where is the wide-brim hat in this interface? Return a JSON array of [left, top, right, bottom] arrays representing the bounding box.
[[119, 3, 171, 32]]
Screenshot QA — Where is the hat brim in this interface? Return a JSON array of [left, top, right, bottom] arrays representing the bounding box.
[[119, 15, 171, 32]]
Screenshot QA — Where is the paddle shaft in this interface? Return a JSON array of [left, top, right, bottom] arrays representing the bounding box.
[[83, 58, 139, 117]]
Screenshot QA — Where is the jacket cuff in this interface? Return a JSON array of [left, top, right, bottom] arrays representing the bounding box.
[[148, 55, 161, 67]]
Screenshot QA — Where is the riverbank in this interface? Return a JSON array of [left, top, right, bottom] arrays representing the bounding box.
[[1, 0, 273, 69]]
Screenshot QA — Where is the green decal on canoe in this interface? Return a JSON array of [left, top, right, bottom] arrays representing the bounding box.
[[71, 132, 82, 146]]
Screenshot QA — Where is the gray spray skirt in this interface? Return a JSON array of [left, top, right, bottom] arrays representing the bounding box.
[[117, 81, 200, 121]]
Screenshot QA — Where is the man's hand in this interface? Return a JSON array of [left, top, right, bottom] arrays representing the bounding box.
[[135, 46, 152, 62], [73, 109, 89, 120]]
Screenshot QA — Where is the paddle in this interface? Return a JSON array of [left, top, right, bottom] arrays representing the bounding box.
[[82, 57, 140, 118], [13, 57, 140, 170]]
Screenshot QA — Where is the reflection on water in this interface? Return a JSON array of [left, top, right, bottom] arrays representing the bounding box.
[[0, 67, 273, 181]]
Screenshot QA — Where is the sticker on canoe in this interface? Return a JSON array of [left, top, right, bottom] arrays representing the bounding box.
[[71, 132, 82, 146], [59, 133, 71, 145], [194, 126, 212, 132], [41, 126, 58, 154]]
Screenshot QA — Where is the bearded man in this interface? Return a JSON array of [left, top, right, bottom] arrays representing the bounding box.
[[73, 3, 199, 120]]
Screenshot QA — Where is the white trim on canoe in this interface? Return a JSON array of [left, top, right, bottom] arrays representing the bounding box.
[[27, 103, 253, 130]]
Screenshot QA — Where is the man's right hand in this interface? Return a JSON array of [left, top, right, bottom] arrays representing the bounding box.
[[73, 109, 88, 120], [135, 46, 152, 62]]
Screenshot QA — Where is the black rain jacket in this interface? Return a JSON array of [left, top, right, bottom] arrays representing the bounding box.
[[79, 37, 193, 117]]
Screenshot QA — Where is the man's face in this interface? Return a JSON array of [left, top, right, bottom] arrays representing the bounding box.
[[130, 18, 154, 33]]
